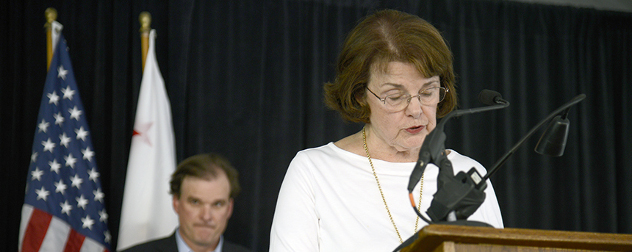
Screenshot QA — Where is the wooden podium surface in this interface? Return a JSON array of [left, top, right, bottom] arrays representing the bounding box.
[[401, 224, 632, 252]]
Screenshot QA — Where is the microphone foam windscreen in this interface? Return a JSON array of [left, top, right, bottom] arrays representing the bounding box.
[[478, 89, 502, 105]]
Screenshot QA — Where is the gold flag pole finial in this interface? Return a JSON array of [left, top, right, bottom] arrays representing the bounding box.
[[45, 8, 58, 70], [45, 8, 57, 27], [139, 12, 152, 71]]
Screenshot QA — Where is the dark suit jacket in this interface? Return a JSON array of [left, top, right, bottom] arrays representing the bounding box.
[[119, 232, 251, 252]]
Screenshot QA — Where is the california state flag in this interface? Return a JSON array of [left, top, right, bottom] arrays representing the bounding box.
[[117, 29, 178, 251]]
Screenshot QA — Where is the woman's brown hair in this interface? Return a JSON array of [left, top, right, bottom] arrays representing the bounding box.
[[324, 9, 457, 123]]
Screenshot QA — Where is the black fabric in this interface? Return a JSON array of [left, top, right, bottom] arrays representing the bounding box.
[[121, 232, 251, 252], [3, 0, 631, 251], [120, 232, 178, 252]]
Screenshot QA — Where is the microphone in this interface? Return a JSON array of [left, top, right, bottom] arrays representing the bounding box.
[[406, 89, 509, 225], [396, 92, 585, 252], [535, 109, 570, 156], [407, 90, 509, 193], [482, 94, 585, 181], [478, 89, 509, 105], [396, 91, 510, 252]]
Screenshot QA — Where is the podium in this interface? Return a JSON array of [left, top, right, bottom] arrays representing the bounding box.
[[401, 224, 632, 252]]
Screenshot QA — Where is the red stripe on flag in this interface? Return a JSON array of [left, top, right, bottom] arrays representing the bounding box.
[[63, 229, 85, 252], [21, 208, 52, 252]]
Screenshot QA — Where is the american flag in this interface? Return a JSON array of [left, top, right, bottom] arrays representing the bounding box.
[[18, 34, 111, 252]]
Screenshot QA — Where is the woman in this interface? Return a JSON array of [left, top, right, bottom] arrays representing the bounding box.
[[270, 9, 503, 251]]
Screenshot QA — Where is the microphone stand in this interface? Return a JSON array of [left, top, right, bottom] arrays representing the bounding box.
[[395, 101, 509, 252], [482, 94, 585, 181], [395, 93, 586, 252], [407, 103, 510, 223]]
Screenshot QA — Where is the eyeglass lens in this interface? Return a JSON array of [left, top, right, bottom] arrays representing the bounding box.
[[386, 87, 446, 110]]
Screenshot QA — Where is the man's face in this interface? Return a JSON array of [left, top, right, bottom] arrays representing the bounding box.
[[173, 172, 233, 250]]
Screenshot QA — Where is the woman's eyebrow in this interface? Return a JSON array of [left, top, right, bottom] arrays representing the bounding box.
[[422, 80, 440, 88], [381, 82, 404, 88], [379, 79, 439, 89]]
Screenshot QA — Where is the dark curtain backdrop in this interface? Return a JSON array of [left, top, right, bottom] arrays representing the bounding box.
[[3, 0, 631, 251]]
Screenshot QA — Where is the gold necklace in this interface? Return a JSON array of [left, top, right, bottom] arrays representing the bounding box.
[[362, 127, 424, 244]]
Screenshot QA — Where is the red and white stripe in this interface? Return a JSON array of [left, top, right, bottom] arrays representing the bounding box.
[[19, 205, 109, 252]]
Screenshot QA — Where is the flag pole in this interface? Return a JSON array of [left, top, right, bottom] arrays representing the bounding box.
[[139, 11, 151, 71], [44, 7, 57, 71]]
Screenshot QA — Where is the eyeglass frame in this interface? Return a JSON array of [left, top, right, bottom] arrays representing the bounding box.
[[366, 86, 449, 111]]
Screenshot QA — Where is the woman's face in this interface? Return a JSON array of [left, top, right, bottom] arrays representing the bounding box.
[[366, 61, 439, 153]]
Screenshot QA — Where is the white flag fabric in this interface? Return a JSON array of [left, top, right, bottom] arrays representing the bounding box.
[[51, 21, 63, 52], [117, 29, 178, 251]]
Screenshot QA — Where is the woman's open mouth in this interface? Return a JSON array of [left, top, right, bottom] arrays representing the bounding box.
[[406, 125, 424, 134]]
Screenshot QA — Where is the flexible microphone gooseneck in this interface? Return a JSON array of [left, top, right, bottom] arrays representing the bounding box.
[[482, 94, 585, 181]]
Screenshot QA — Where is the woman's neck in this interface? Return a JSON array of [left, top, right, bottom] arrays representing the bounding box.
[[363, 126, 420, 162]]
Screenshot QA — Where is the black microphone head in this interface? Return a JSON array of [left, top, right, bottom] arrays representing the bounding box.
[[478, 89, 503, 105], [535, 115, 570, 157]]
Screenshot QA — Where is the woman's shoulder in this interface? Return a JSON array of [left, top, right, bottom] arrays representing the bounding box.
[[447, 149, 487, 173], [295, 142, 355, 160], [295, 131, 364, 159], [296, 142, 336, 156]]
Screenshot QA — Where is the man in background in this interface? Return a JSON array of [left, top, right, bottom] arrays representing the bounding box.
[[122, 153, 250, 252]]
